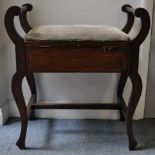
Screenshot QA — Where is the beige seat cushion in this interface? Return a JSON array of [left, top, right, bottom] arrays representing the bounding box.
[[25, 25, 129, 42]]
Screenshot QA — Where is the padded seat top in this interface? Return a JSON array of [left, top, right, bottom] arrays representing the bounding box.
[[25, 25, 130, 42]]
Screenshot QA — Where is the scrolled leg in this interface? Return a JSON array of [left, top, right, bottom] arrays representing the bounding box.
[[5, 3, 35, 149], [126, 73, 142, 150], [12, 73, 28, 150]]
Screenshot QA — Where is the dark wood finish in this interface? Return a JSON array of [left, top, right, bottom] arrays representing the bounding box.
[[12, 73, 28, 150], [26, 74, 37, 120], [127, 73, 143, 150], [118, 95, 127, 113], [121, 4, 150, 150], [122, 5, 135, 33], [118, 5, 135, 121], [26, 46, 128, 73], [20, 1, 37, 116], [5, 3, 150, 151], [117, 72, 128, 121], [19, 4, 33, 33], [117, 94, 127, 121], [31, 103, 121, 110], [27, 94, 37, 119]]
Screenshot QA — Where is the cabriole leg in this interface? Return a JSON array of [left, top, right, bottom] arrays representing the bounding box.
[[12, 73, 28, 150], [126, 73, 142, 150]]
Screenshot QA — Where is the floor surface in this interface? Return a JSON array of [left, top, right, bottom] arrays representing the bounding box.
[[0, 118, 155, 155]]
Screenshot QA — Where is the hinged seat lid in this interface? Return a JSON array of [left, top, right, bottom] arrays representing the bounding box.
[[25, 25, 130, 43]]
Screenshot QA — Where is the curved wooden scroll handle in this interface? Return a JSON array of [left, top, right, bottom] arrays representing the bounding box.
[[131, 8, 151, 46], [5, 4, 33, 46], [122, 5, 134, 34], [122, 4, 151, 46], [4, 6, 24, 45], [19, 4, 33, 33], [5, 4, 33, 73]]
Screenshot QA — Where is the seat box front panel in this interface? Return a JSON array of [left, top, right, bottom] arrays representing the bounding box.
[[26, 46, 128, 73]]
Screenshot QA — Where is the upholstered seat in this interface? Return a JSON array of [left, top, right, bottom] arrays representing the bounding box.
[[25, 25, 130, 42], [5, 3, 151, 151]]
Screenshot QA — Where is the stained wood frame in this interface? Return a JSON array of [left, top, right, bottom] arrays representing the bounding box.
[[5, 4, 150, 151]]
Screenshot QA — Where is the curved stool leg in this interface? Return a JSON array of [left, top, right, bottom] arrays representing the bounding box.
[[26, 73, 37, 120], [126, 73, 142, 150], [117, 72, 128, 121], [12, 73, 28, 150]]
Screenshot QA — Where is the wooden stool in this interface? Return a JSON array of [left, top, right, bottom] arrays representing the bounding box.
[[5, 3, 150, 150]]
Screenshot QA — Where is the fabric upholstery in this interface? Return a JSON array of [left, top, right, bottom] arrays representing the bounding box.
[[25, 25, 130, 42]]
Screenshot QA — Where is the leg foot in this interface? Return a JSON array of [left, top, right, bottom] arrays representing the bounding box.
[[16, 139, 27, 150], [129, 139, 137, 151]]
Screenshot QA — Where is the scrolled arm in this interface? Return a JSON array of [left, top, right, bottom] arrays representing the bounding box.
[[20, 3, 33, 12], [19, 4, 33, 33], [4, 6, 24, 45], [122, 5, 136, 15], [5, 4, 33, 46], [131, 8, 151, 46], [122, 4, 151, 46], [122, 5, 134, 34]]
